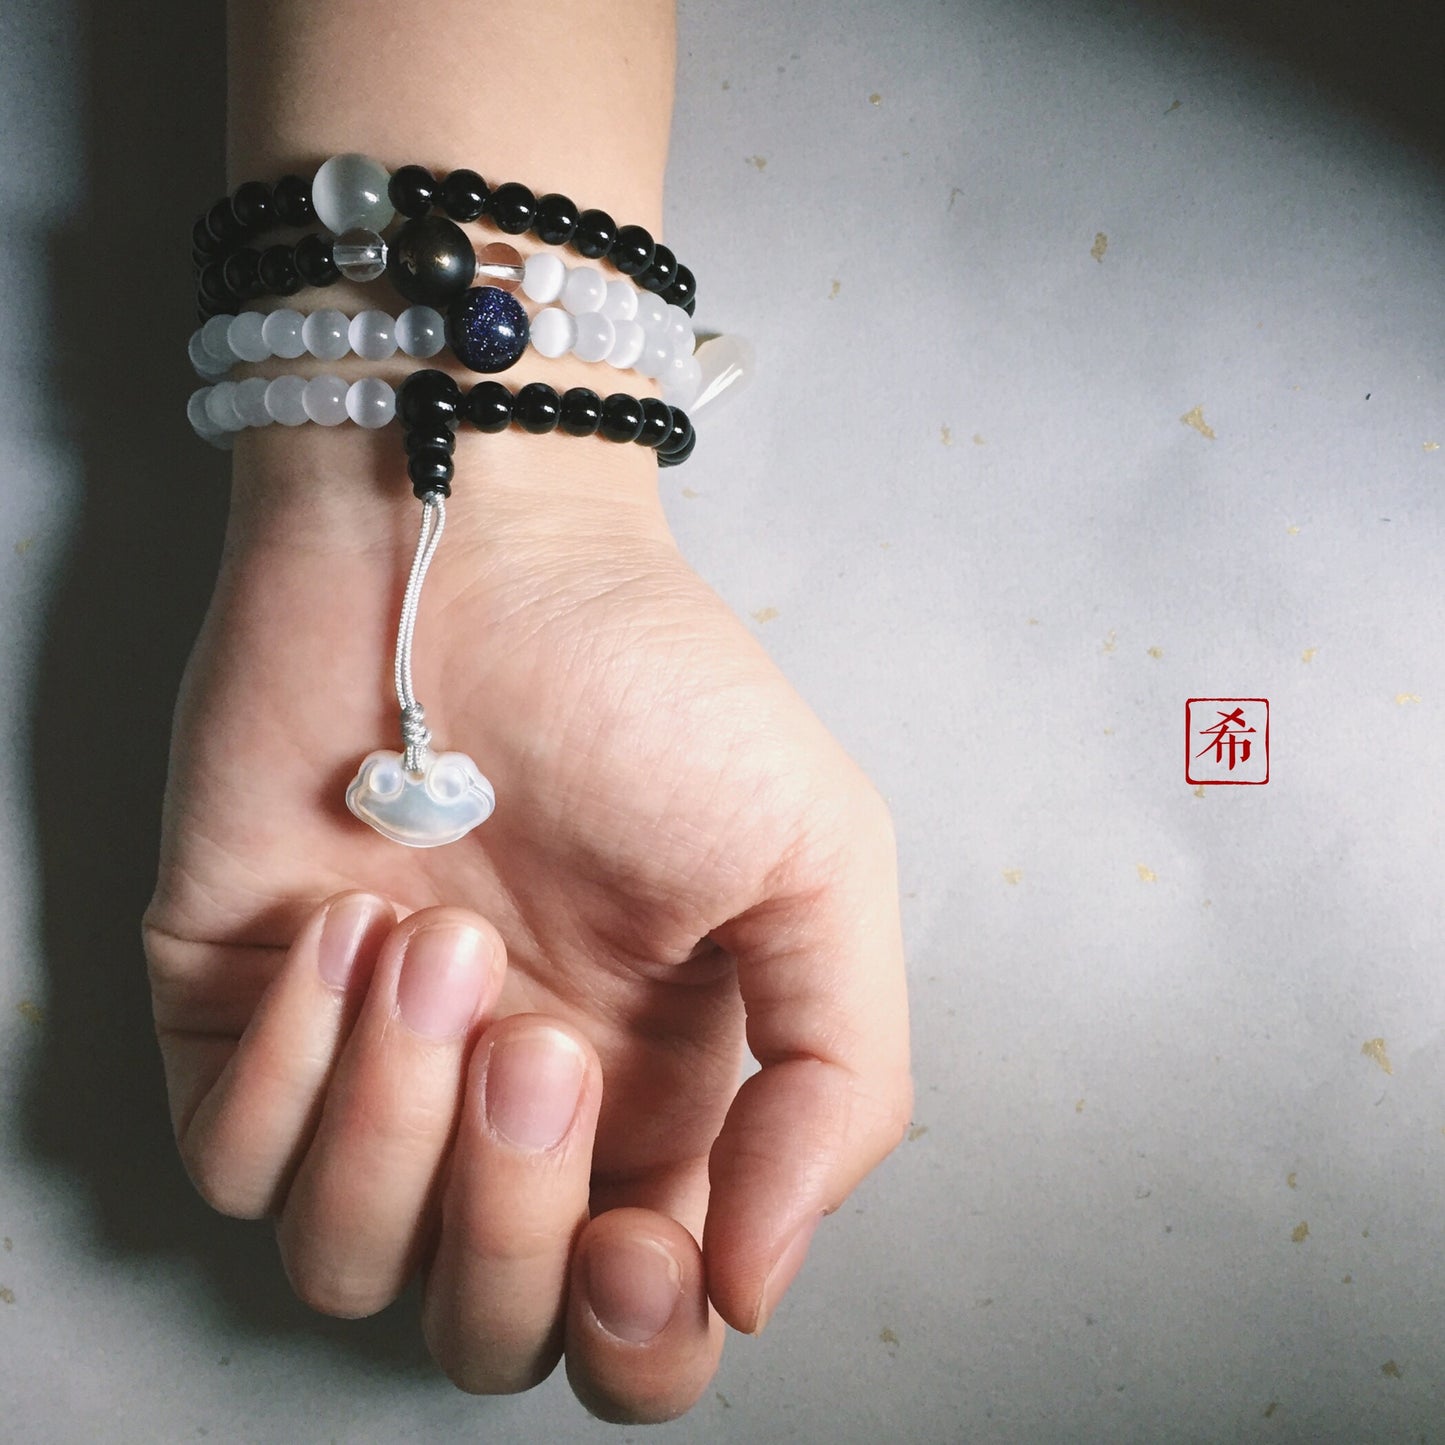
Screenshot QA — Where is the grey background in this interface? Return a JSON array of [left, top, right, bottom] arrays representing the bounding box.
[[3, 0, 1443, 1440]]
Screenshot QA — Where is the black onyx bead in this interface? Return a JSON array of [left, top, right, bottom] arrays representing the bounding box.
[[388, 164, 438, 219], [397, 370, 463, 430], [610, 225, 655, 277], [662, 262, 696, 309], [486, 181, 536, 235], [272, 173, 316, 226], [599, 393, 645, 444], [637, 396, 674, 448], [221, 247, 262, 299], [657, 430, 696, 468], [658, 410, 691, 456], [404, 427, 456, 457], [446, 286, 529, 373], [293, 232, 339, 287], [192, 215, 218, 257], [230, 180, 274, 233], [559, 388, 603, 437], [639, 242, 677, 295], [681, 294, 697, 317], [464, 382, 513, 433], [205, 196, 243, 248], [387, 216, 476, 306], [438, 168, 489, 222], [532, 192, 579, 246], [513, 382, 561, 434], [409, 448, 454, 498], [257, 244, 301, 296], [658, 418, 696, 462], [571, 208, 617, 259]]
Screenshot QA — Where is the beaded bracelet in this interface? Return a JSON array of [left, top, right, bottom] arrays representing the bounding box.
[[193, 155, 695, 317], [188, 372, 695, 469], [190, 291, 700, 406]]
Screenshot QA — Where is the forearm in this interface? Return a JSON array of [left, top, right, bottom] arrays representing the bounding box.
[[223, 0, 681, 545]]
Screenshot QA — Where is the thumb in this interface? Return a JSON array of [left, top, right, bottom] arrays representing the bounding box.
[[702, 791, 912, 1334]]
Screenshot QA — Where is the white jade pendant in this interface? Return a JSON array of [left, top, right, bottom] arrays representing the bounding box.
[[346, 748, 495, 847]]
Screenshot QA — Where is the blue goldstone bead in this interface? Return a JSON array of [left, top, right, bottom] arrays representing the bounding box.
[[446, 286, 530, 374]]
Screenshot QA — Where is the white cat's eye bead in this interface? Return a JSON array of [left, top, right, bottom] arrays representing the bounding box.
[[561, 264, 607, 315], [234, 376, 274, 427], [348, 309, 396, 361], [312, 153, 394, 233], [521, 252, 566, 304], [264, 375, 309, 426], [303, 375, 349, 425], [346, 378, 396, 429], [227, 311, 270, 364], [571, 311, 615, 363], [261, 309, 307, 360], [395, 306, 446, 358], [302, 308, 351, 361], [601, 279, 638, 322], [607, 319, 646, 370], [530, 307, 578, 359]]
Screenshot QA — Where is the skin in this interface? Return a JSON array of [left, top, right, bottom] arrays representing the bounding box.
[[145, 0, 911, 1423]]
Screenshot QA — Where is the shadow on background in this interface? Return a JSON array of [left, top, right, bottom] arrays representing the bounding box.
[[16, 0, 1443, 1378], [22, 0, 421, 1370], [1149, 0, 1445, 157]]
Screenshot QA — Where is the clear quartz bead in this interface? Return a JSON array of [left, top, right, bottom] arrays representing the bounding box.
[[475, 241, 524, 292], [312, 152, 394, 233], [265, 375, 310, 426], [561, 264, 607, 315], [348, 309, 396, 360], [395, 306, 446, 358], [571, 311, 615, 363], [234, 376, 273, 427], [521, 251, 566, 304], [302, 309, 351, 361], [529, 307, 578, 359], [346, 378, 396, 429], [261, 309, 307, 359], [303, 375, 349, 425], [188, 328, 229, 378], [200, 313, 236, 366], [333, 227, 387, 283], [601, 278, 638, 322], [227, 311, 270, 363], [608, 319, 646, 370]]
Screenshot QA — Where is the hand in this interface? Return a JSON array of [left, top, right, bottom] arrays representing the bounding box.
[[143, 427, 911, 1422]]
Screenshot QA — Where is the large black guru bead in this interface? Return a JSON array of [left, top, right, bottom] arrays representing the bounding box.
[[446, 286, 529, 373], [409, 448, 454, 498], [397, 369, 463, 430], [388, 216, 477, 307]]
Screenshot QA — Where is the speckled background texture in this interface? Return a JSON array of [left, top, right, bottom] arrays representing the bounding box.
[[3, 1, 1444, 1440]]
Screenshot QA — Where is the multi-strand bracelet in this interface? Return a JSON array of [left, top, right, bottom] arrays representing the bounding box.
[[187, 155, 724, 851], [193, 153, 695, 318]]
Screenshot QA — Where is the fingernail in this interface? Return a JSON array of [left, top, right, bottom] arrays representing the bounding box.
[[755, 1213, 820, 1334], [585, 1236, 681, 1344], [484, 1028, 586, 1152], [317, 895, 380, 990], [395, 925, 488, 1039]]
